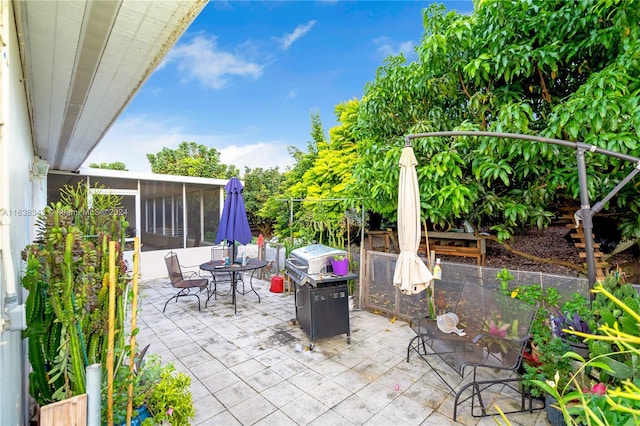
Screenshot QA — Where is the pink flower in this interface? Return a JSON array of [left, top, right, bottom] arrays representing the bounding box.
[[488, 321, 508, 338], [592, 383, 606, 396], [583, 382, 606, 396], [167, 407, 174, 416]]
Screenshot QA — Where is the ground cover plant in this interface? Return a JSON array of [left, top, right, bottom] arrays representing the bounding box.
[[532, 276, 640, 425]]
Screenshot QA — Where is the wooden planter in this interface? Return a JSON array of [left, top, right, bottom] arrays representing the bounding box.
[[40, 394, 87, 426]]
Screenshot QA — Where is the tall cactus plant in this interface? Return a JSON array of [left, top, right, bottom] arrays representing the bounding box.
[[22, 182, 128, 405]]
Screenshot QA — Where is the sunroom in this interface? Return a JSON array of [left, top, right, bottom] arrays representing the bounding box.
[[48, 167, 229, 251]]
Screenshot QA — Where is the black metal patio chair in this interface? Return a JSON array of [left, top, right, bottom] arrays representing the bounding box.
[[204, 246, 243, 305], [407, 277, 544, 421], [163, 251, 209, 312]]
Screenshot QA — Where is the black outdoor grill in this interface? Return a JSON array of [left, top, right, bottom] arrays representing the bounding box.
[[285, 244, 357, 350]]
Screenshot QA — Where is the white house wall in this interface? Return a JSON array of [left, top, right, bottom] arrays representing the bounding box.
[[1, 2, 46, 425]]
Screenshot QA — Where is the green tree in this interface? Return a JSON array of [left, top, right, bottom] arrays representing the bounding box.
[[242, 166, 286, 237], [286, 111, 322, 200], [293, 100, 361, 247], [146, 141, 238, 178], [262, 104, 363, 248], [353, 0, 640, 242], [271, 111, 323, 243], [88, 162, 128, 171], [306, 100, 359, 200]]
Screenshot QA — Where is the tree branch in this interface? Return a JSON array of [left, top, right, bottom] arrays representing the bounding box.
[[458, 72, 471, 99], [483, 234, 586, 274], [536, 64, 552, 104]]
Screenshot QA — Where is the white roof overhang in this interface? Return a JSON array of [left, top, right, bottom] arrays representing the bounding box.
[[13, 0, 207, 171]]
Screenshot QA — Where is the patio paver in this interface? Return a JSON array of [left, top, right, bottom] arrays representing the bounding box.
[[135, 276, 551, 425]]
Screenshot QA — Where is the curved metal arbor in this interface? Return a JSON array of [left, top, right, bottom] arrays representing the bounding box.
[[405, 131, 640, 290]]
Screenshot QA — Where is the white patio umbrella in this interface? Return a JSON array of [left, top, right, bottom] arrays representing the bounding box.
[[393, 145, 433, 294]]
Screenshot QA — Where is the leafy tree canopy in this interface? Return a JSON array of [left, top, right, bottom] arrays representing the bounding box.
[[350, 0, 640, 241], [285, 111, 322, 200], [88, 162, 128, 171], [146, 141, 238, 178], [272, 112, 323, 242], [242, 166, 286, 237], [288, 101, 362, 247]]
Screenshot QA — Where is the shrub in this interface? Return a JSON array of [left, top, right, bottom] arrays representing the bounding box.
[[532, 279, 640, 425]]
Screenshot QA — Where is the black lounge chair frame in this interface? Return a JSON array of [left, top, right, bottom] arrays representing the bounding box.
[[407, 278, 544, 421]]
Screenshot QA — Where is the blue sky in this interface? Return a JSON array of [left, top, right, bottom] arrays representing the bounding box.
[[84, 1, 473, 174]]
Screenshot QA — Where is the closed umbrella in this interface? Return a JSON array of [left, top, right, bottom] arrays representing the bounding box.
[[215, 177, 252, 261], [215, 177, 253, 314], [393, 145, 433, 294]]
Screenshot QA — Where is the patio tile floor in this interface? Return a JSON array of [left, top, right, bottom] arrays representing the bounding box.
[[135, 276, 551, 425]]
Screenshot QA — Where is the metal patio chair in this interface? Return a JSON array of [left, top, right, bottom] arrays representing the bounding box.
[[407, 277, 544, 421], [205, 246, 243, 304], [163, 251, 209, 312]]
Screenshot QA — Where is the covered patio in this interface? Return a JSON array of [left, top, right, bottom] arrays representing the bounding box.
[[137, 272, 549, 425]]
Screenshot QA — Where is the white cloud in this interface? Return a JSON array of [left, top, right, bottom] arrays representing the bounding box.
[[165, 34, 264, 90], [373, 36, 415, 59], [83, 116, 295, 175], [287, 88, 297, 99], [219, 142, 294, 173], [277, 20, 316, 50], [84, 116, 181, 172]]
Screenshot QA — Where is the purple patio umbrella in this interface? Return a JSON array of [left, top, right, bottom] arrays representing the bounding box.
[[215, 177, 252, 262]]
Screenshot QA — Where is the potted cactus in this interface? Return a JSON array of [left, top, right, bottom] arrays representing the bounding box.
[[23, 183, 129, 405], [22, 182, 195, 424]]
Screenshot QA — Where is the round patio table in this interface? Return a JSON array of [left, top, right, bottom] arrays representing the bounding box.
[[200, 258, 268, 314]]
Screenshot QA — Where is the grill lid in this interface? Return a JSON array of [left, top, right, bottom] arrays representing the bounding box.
[[288, 244, 347, 276], [290, 244, 346, 263]]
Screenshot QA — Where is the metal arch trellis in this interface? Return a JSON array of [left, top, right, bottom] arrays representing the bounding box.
[[278, 197, 367, 308], [277, 197, 366, 251], [405, 130, 640, 291]]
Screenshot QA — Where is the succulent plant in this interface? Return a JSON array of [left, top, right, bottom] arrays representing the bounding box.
[[22, 182, 129, 405]]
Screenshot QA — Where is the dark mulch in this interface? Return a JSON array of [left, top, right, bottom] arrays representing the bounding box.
[[433, 223, 639, 280], [354, 222, 639, 280]]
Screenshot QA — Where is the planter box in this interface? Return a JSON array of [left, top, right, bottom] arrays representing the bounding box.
[[40, 394, 87, 426], [546, 395, 566, 426]]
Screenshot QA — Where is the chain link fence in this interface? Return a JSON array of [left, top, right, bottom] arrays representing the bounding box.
[[360, 250, 589, 322]]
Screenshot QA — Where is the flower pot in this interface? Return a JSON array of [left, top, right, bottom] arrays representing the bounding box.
[[117, 405, 152, 426], [503, 349, 520, 368], [486, 344, 504, 362], [331, 258, 349, 275], [546, 395, 566, 426], [568, 340, 590, 359]]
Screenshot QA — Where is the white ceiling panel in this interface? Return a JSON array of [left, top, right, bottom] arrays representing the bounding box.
[[14, 0, 207, 171]]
